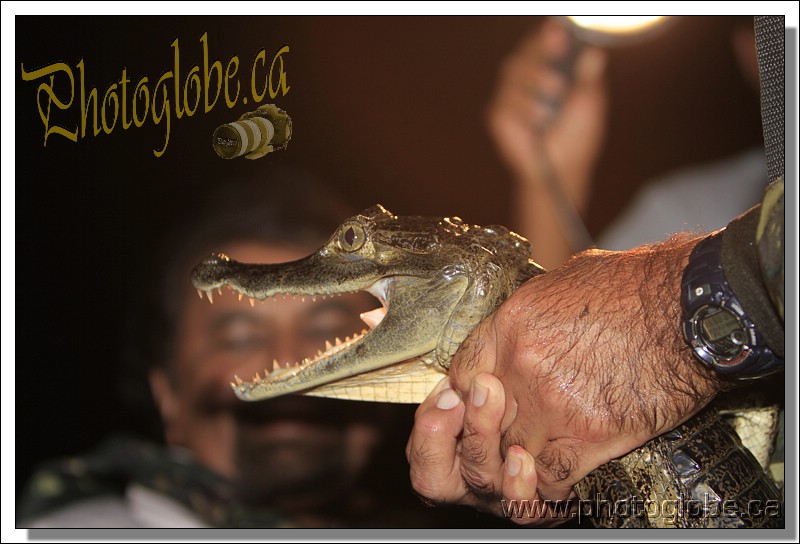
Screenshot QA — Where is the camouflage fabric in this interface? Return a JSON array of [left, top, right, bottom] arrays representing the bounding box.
[[756, 177, 785, 320], [17, 434, 290, 528]]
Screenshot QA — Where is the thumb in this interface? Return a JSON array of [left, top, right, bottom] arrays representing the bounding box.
[[572, 46, 607, 89]]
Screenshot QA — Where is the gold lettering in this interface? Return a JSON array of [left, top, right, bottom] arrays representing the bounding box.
[[20, 62, 78, 145], [101, 83, 119, 134], [20, 33, 288, 157], [269, 45, 290, 98], [183, 65, 201, 117], [133, 76, 150, 128], [120, 69, 132, 130], [152, 72, 172, 157], [201, 32, 222, 113], [172, 38, 184, 119], [225, 56, 240, 108], [78, 59, 101, 138], [251, 49, 267, 103]]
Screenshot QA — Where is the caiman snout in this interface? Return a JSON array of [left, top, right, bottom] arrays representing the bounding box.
[[191, 253, 235, 292], [201, 252, 231, 266]]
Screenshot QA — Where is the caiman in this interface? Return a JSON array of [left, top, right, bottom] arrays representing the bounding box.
[[191, 204, 783, 528]]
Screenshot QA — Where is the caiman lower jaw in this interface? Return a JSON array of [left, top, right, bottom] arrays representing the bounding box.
[[231, 328, 371, 398]]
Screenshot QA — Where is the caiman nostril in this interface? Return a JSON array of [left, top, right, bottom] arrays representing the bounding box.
[[201, 252, 231, 266]]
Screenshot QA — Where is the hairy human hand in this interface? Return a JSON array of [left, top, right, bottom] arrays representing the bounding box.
[[409, 234, 722, 522]]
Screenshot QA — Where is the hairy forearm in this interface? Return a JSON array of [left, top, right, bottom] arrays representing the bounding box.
[[424, 231, 729, 514], [507, 233, 721, 441]]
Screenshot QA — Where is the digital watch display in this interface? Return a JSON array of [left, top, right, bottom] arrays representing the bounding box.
[[681, 232, 781, 378]]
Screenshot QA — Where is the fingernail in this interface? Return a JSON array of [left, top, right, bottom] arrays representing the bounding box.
[[436, 389, 461, 410], [471, 380, 488, 407], [507, 452, 522, 477], [432, 376, 452, 394]]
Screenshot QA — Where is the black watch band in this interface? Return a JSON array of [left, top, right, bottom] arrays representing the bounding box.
[[681, 231, 782, 379]]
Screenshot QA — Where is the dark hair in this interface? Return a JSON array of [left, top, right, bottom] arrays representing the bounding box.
[[118, 165, 356, 435]]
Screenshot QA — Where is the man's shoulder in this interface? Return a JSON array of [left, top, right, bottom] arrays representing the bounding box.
[[19, 483, 208, 528], [17, 434, 207, 528], [20, 494, 137, 528]]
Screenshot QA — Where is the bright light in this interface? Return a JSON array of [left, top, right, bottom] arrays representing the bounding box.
[[567, 16, 669, 35]]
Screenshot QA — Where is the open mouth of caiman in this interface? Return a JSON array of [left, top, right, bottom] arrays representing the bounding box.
[[190, 251, 440, 402]]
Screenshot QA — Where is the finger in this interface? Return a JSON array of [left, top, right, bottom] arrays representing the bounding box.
[[448, 316, 497, 396], [517, 18, 572, 62], [572, 46, 607, 88], [499, 445, 542, 525], [406, 378, 468, 503], [500, 446, 576, 526], [459, 373, 507, 498], [499, 54, 568, 101], [405, 375, 457, 460], [491, 75, 562, 131]]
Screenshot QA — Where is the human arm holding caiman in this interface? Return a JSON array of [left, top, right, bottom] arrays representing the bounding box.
[[407, 180, 785, 524]]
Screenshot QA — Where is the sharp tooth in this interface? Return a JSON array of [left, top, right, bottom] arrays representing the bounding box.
[[229, 382, 237, 389], [249, 298, 255, 307], [197, 289, 204, 300], [238, 293, 243, 302], [218, 288, 223, 295], [206, 290, 214, 304], [325, 340, 333, 351], [254, 371, 261, 382], [335, 337, 343, 345], [272, 359, 281, 371], [360, 307, 387, 330], [316, 349, 323, 357], [234, 375, 243, 385]]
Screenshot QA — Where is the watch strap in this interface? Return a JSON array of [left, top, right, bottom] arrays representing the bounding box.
[[681, 231, 782, 378]]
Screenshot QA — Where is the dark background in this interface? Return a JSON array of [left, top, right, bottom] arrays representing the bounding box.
[[15, 16, 763, 499]]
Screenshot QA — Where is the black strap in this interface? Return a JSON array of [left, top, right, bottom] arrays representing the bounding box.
[[720, 17, 786, 358], [754, 16, 785, 184]]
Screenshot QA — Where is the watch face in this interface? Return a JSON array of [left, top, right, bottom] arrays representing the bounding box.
[[693, 306, 749, 361]]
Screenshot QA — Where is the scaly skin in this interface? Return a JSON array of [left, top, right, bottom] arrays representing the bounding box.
[[191, 204, 543, 402], [191, 205, 782, 527]]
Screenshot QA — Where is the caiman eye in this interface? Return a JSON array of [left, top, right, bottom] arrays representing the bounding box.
[[339, 223, 366, 252]]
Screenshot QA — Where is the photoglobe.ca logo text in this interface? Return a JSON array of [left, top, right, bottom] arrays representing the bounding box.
[[501, 493, 782, 525]]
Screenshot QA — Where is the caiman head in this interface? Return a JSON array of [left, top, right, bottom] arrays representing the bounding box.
[[191, 204, 544, 403]]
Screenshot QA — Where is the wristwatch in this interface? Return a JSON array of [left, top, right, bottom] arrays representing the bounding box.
[[680, 231, 782, 378]]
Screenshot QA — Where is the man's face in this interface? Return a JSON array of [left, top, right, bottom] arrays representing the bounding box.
[[150, 242, 382, 499]]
